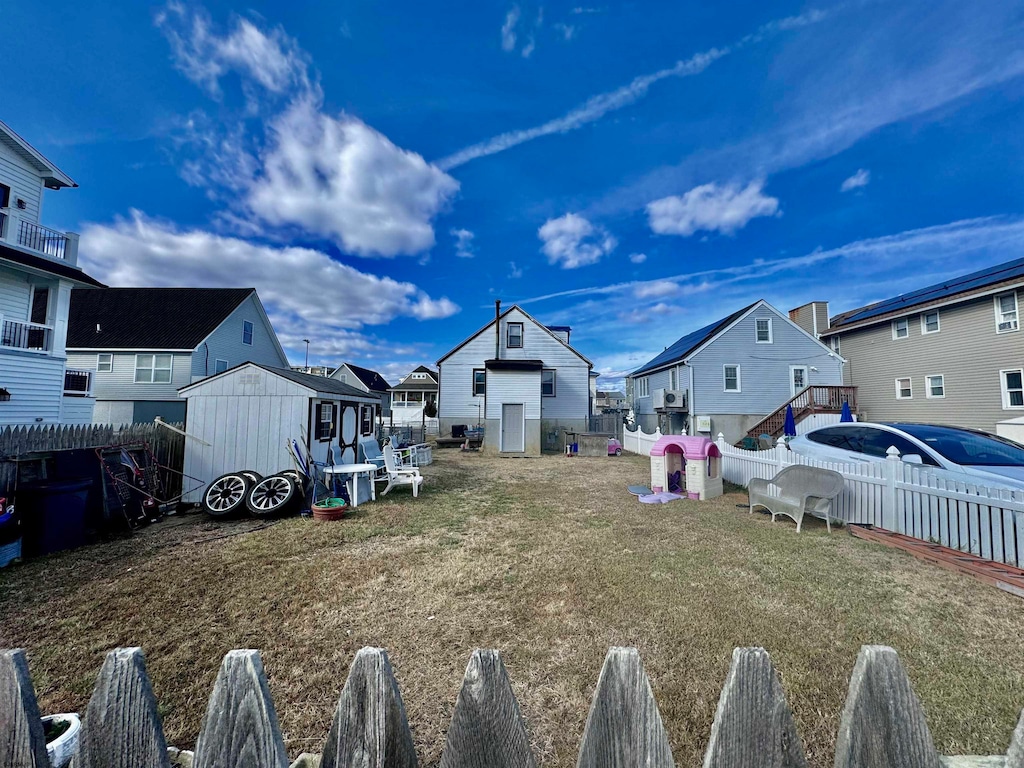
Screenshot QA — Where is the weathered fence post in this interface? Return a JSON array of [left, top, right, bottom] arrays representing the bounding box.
[[577, 647, 674, 768], [702, 647, 807, 768], [320, 647, 417, 768], [75, 647, 170, 767], [1008, 709, 1024, 768], [833, 645, 939, 768], [193, 650, 289, 768], [439, 650, 535, 768], [0, 649, 49, 768]]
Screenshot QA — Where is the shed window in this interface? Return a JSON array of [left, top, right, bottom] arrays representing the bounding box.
[[1001, 369, 1024, 408], [542, 369, 556, 397], [135, 354, 172, 384], [507, 322, 524, 348], [995, 293, 1019, 333], [892, 318, 909, 339], [895, 377, 912, 399], [755, 318, 772, 343], [242, 320, 254, 345], [473, 369, 486, 396], [724, 365, 741, 392], [316, 402, 336, 441], [360, 406, 373, 435], [921, 311, 940, 334], [97, 353, 112, 373]]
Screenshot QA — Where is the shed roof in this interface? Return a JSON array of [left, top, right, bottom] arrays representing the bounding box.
[[179, 362, 377, 401], [825, 256, 1024, 333], [631, 302, 757, 376], [68, 288, 253, 349]]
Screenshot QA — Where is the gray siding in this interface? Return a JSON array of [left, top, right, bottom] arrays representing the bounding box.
[[834, 291, 1024, 433], [0, 351, 64, 425], [190, 293, 288, 379], [66, 350, 193, 403], [0, 142, 44, 224], [629, 365, 686, 417], [439, 307, 590, 423], [690, 305, 842, 414], [0, 267, 32, 320]]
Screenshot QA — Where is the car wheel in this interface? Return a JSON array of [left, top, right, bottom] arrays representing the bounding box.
[[239, 470, 263, 486], [202, 473, 252, 517], [246, 474, 298, 517], [277, 469, 303, 484], [614, 448, 622, 456]]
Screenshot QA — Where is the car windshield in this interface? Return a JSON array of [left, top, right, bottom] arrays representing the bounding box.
[[889, 424, 1024, 467]]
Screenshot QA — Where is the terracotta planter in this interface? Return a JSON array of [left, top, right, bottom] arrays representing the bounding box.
[[312, 498, 347, 521]]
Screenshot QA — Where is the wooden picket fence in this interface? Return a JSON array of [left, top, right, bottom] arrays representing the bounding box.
[[2, 645, 1022, 767], [0, 422, 186, 497]]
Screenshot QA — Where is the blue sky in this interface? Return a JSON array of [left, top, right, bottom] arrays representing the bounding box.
[[4, 1, 1024, 387]]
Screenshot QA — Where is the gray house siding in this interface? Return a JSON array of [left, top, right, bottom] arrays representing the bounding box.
[[832, 290, 1024, 433], [66, 350, 193, 403], [190, 294, 288, 379]]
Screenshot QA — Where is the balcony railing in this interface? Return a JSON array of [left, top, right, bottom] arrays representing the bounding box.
[[0, 208, 79, 264], [0, 314, 53, 353], [63, 368, 94, 397]]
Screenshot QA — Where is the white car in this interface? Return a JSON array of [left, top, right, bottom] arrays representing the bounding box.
[[787, 422, 1024, 490]]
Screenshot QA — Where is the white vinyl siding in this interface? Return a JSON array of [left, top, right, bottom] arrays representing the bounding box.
[[895, 377, 912, 399], [0, 142, 44, 224], [892, 318, 909, 339], [995, 293, 1019, 333], [66, 350, 193, 402], [0, 352, 65, 425], [0, 267, 32, 321], [723, 365, 740, 392], [507, 322, 523, 348], [485, 369, 540, 420], [925, 375, 945, 398]]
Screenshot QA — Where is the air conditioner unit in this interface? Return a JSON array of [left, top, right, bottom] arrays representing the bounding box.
[[653, 388, 686, 409], [999, 320, 1019, 332]]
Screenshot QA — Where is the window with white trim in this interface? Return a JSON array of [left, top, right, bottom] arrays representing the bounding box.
[[134, 354, 172, 384], [669, 367, 677, 389], [637, 377, 649, 398], [892, 318, 909, 339], [473, 369, 486, 396], [507, 322, 524, 348], [925, 375, 944, 398], [360, 406, 373, 435], [316, 402, 335, 441], [995, 293, 1019, 333], [97, 353, 112, 373], [921, 311, 940, 334], [242, 320, 254, 345], [1001, 369, 1024, 408], [724, 365, 740, 392], [541, 369, 556, 397], [895, 377, 912, 399], [215, 359, 229, 373], [829, 336, 840, 354], [755, 318, 772, 343]]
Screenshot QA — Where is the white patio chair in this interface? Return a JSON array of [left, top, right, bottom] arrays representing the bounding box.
[[378, 444, 424, 498], [748, 465, 845, 533]]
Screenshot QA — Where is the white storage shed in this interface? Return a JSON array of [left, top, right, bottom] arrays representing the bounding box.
[[179, 363, 379, 502]]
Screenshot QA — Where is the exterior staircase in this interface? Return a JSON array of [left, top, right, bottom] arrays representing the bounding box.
[[745, 385, 857, 442]]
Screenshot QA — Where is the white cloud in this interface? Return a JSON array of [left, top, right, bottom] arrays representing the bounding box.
[[451, 228, 475, 258], [521, 36, 536, 58], [840, 169, 871, 192], [538, 213, 617, 269], [634, 280, 677, 299], [501, 6, 520, 51], [629, 252, 647, 264], [436, 10, 826, 170], [158, 7, 458, 258], [79, 211, 459, 361], [646, 180, 779, 237], [554, 23, 576, 40], [156, 4, 310, 100], [619, 303, 677, 323], [509, 261, 524, 278]]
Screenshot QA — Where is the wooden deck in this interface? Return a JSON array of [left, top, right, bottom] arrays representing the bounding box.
[[849, 525, 1024, 599]]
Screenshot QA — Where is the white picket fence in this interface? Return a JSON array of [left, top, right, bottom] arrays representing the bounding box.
[[621, 425, 1024, 568]]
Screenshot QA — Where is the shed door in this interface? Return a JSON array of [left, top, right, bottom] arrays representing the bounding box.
[[501, 403, 525, 452]]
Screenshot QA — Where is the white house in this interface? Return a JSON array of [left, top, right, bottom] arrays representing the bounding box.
[[387, 365, 438, 431], [179, 363, 380, 502], [436, 302, 592, 456], [66, 287, 289, 424], [0, 119, 105, 427]]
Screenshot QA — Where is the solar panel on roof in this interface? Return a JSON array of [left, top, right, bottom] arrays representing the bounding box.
[[839, 257, 1024, 326]]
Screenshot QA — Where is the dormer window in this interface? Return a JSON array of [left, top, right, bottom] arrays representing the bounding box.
[[507, 322, 524, 348]]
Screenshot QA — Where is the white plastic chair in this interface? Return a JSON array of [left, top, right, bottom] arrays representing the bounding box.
[[378, 444, 424, 498]]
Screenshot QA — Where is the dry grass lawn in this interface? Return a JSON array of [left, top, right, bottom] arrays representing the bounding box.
[[2, 450, 1023, 766]]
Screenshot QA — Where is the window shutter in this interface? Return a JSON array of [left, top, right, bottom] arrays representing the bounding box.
[[314, 403, 324, 440]]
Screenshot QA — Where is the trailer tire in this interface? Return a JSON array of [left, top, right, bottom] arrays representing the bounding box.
[[202, 473, 252, 517]]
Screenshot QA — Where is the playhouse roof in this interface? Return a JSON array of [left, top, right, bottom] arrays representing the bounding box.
[[650, 435, 721, 459]]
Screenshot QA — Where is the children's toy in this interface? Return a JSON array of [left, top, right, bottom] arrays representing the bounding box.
[[649, 436, 723, 500]]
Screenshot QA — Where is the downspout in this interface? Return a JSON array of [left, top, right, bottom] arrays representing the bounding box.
[[688, 363, 695, 436]]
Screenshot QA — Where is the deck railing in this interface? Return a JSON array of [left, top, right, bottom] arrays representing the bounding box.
[[17, 219, 69, 260], [747, 385, 857, 440], [0, 314, 52, 353], [63, 368, 93, 396]]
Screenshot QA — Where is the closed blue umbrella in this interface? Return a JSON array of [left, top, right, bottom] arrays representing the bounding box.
[[840, 400, 854, 422], [783, 404, 797, 438]]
